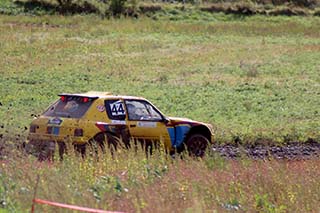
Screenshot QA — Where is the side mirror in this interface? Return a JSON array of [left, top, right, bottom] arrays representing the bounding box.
[[163, 117, 170, 124]]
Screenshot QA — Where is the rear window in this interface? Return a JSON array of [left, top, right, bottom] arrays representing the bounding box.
[[43, 97, 94, 118]]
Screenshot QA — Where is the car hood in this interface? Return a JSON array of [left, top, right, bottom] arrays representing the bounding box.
[[167, 116, 214, 134], [168, 116, 196, 123], [167, 116, 209, 126]]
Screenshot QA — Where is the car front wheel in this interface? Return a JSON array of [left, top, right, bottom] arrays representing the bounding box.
[[185, 134, 209, 157]]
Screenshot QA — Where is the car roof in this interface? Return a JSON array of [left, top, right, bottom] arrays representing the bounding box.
[[59, 91, 147, 101]]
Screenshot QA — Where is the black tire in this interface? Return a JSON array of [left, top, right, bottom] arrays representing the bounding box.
[[25, 140, 56, 161], [87, 133, 119, 158], [38, 141, 55, 162], [185, 134, 209, 157]]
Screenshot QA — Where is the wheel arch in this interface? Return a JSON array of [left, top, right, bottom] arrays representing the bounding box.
[[185, 125, 211, 143], [90, 131, 117, 143]]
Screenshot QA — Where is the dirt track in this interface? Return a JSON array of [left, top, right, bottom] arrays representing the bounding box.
[[211, 141, 320, 160], [1, 136, 320, 160]]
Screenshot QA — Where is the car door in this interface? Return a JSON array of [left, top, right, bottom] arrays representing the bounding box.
[[103, 99, 130, 145], [124, 99, 170, 146]]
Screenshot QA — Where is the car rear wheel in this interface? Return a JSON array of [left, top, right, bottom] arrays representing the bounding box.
[[87, 133, 118, 158], [25, 140, 55, 161], [185, 134, 209, 157]]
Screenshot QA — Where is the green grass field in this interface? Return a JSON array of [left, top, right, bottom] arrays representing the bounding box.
[[0, 14, 319, 144], [0, 12, 320, 212]]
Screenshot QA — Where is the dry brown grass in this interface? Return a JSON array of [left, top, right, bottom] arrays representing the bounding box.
[[1, 146, 320, 212]]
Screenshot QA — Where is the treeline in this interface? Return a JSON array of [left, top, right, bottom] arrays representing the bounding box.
[[5, 0, 320, 17]]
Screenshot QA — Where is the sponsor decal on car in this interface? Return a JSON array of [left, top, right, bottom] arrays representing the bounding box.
[[96, 105, 106, 112], [111, 120, 126, 125], [137, 122, 157, 128], [48, 117, 63, 125]]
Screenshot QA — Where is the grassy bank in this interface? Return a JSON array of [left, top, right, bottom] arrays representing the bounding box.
[[1, 148, 320, 212], [0, 14, 319, 144]]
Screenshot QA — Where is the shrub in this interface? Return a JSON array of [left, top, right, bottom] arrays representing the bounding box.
[[226, 2, 258, 15], [290, 0, 319, 8], [268, 6, 309, 15], [255, 0, 319, 8], [56, 0, 72, 7], [314, 8, 320, 15], [200, 3, 227, 13], [200, 2, 258, 15], [109, 0, 127, 17], [138, 3, 162, 14], [15, 0, 103, 14], [14, 0, 135, 17], [0, 1, 23, 15], [124, 0, 139, 17]]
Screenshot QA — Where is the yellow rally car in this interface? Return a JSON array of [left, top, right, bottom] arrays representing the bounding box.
[[27, 91, 214, 159]]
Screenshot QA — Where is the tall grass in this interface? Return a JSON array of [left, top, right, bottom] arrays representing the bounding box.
[[1, 147, 320, 212]]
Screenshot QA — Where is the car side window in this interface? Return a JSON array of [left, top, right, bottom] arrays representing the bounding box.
[[125, 100, 162, 121], [105, 100, 126, 120]]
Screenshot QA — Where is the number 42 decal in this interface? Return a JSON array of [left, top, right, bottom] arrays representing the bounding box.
[[110, 101, 125, 116]]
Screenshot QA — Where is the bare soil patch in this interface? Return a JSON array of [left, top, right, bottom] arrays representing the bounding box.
[[1, 135, 320, 160], [212, 140, 320, 160]]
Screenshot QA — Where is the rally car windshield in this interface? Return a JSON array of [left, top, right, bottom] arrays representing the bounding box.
[[43, 97, 94, 118]]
